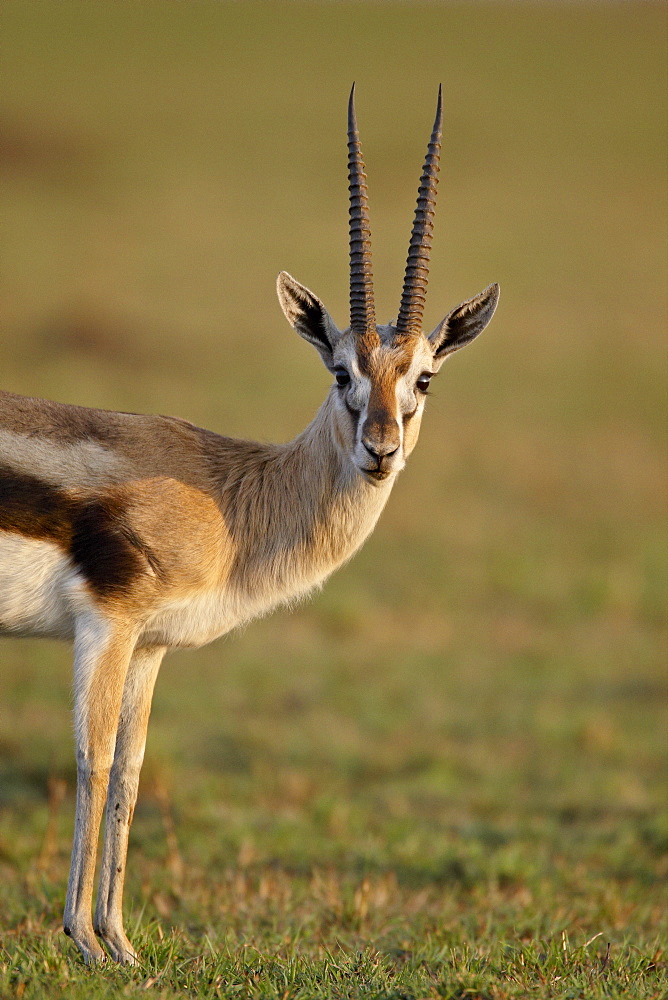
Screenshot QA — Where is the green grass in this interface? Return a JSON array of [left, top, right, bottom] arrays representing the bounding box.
[[0, 1, 666, 997]]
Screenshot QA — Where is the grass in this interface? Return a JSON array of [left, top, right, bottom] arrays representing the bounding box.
[[0, 1, 666, 997]]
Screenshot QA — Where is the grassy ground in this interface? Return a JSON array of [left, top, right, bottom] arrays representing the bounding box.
[[0, 2, 666, 997]]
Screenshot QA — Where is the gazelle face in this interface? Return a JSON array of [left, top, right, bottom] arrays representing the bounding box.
[[277, 271, 499, 486], [328, 326, 436, 482]]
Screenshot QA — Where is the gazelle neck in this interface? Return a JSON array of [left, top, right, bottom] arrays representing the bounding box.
[[290, 387, 395, 548], [213, 389, 395, 607]]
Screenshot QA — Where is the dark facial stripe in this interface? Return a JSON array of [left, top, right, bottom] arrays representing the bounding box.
[[0, 465, 160, 597], [344, 397, 361, 427], [402, 405, 418, 430]]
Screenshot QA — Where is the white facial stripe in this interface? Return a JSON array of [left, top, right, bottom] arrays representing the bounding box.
[[345, 371, 371, 417]]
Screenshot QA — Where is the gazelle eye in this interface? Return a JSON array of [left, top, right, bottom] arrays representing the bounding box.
[[416, 372, 433, 393], [335, 369, 350, 387]]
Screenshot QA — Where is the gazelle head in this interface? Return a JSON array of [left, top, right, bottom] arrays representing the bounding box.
[[278, 85, 499, 485]]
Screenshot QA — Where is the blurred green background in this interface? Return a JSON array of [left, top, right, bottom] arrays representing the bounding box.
[[0, 0, 666, 992]]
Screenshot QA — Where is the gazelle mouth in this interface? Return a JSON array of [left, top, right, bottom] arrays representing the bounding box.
[[359, 466, 391, 483]]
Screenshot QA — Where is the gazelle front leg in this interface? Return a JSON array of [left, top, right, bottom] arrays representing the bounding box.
[[94, 645, 166, 964], [63, 613, 137, 965]]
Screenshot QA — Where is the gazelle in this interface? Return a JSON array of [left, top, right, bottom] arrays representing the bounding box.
[[0, 86, 498, 964]]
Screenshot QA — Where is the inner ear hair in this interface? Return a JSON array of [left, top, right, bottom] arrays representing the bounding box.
[[277, 271, 334, 355], [430, 282, 500, 360], [298, 292, 331, 352]]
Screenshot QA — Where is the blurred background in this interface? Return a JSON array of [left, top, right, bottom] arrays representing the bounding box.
[[0, 0, 665, 948]]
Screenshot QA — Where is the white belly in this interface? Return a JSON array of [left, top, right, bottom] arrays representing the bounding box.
[[0, 526, 350, 651], [0, 532, 76, 639]]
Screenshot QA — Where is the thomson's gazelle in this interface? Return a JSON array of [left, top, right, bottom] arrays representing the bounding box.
[[0, 87, 498, 964]]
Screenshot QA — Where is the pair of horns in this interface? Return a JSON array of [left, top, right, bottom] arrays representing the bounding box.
[[348, 84, 443, 339]]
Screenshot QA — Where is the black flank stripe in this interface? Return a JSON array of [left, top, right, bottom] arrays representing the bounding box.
[[70, 498, 159, 597], [0, 464, 160, 597], [0, 466, 72, 544]]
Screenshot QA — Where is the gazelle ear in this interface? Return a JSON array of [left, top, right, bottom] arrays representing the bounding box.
[[428, 283, 499, 367], [277, 271, 341, 368]]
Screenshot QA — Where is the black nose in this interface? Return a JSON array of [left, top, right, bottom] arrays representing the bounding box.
[[362, 439, 398, 461]]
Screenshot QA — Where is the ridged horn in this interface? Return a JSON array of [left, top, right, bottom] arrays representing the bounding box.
[[348, 83, 376, 337], [396, 85, 443, 338]]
